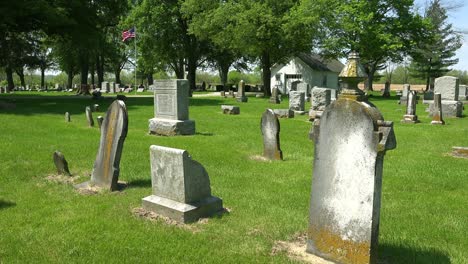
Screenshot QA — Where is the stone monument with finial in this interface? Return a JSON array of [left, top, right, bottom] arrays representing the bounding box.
[[306, 51, 396, 264]]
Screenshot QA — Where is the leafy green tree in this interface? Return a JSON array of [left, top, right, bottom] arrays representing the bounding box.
[[409, 0, 462, 90]]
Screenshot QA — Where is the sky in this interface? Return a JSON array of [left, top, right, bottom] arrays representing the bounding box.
[[415, 0, 468, 70]]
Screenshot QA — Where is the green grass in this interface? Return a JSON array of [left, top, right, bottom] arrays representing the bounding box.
[[0, 92, 467, 263]]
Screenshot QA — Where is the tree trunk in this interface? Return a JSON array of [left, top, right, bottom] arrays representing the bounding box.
[[261, 51, 272, 97], [90, 66, 95, 86], [15, 68, 26, 88], [425, 75, 430, 92], [78, 55, 90, 95], [96, 55, 104, 85], [187, 56, 197, 95], [218, 62, 230, 91], [67, 69, 73, 89], [147, 72, 154, 85], [5, 67, 14, 92], [366, 70, 375, 92], [41, 68, 46, 89], [115, 68, 121, 84]]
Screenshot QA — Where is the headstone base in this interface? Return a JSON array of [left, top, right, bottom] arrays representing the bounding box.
[[273, 109, 294, 118], [142, 194, 223, 223], [149, 118, 195, 136], [308, 110, 322, 120], [401, 115, 420, 124], [426, 101, 463, 118], [293, 111, 306, 116], [236, 96, 248, 102]]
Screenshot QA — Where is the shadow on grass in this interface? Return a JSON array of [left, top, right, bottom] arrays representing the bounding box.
[[127, 179, 152, 189], [0, 199, 16, 210], [379, 243, 450, 264]]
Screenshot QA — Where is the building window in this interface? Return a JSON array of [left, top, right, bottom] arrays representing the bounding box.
[[322, 75, 327, 87]]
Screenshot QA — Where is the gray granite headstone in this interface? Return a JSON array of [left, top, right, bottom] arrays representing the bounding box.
[[65, 112, 71, 122], [296, 82, 310, 101], [221, 105, 240, 115], [435, 76, 459, 101], [261, 109, 283, 160], [148, 79, 195, 136], [309, 87, 331, 120], [289, 91, 305, 112], [431, 93, 445, 125], [101, 82, 110, 93], [53, 151, 71, 176], [236, 80, 248, 102], [269, 87, 280, 104], [459, 85, 467, 100], [97, 116, 104, 128], [401, 91, 420, 123], [85, 106, 94, 127], [75, 100, 128, 191], [142, 145, 223, 223], [399, 84, 410, 104], [307, 98, 396, 263]]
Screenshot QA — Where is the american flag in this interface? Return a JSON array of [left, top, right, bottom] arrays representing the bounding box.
[[122, 27, 136, 42]]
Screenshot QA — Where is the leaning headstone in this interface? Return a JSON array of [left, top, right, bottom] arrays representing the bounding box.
[[236, 80, 248, 102], [399, 84, 410, 104], [289, 91, 305, 114], [261, 109, 283, 160], [53, 151, 71, 176], [382, 81, 391, 97], [296, 82, 310, 101], [307, 52, 396, 263], [85, 106, 94, 127], [142, 145, 223, 223], [221, 105, 240, 115], [434, 76, 459, 101], [459, 85, 467, 100], [65, 112, 71, 122], [97, 116, 104, 128], [148, 79, 195, 136], [431, 93, 445, 125], [309, 87, 331, 120], [75, 100, 128, 191], [401, 91, 420, 124], [269, 87, 281, 104]]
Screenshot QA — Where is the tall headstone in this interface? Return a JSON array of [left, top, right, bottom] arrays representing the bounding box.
[[309, 87, 331, 120], [65, 112, 71, 122], [53, 151, 71, 176], [101, 82, 110, 93], [307, 52, 396, 264], [399, 84, 410, 104], [296, 82, 311, 101], [236, 80, 248, 102], [458, 84, 467, 100], [261, 109, 283, 160], [401, 91, 420, 123], [75, 100, 128, 191], [269, 87, 281, 104], [85, 106, 94, 127], [431, 93, 445, 125], [142, 145, 223, 223], [427, 76, 463, 118], [289, 91, 305, 113], [148, 79, 195, 136], [109, 82, 115, 93]]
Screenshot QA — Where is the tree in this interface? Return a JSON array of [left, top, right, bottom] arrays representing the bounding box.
[[309, 0, 426, 91], [409, 0, 462, 91]]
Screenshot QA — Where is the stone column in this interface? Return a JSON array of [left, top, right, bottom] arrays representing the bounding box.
[[401, 91, 420, 123], [431, 93, 445, 125], [236, 80, 248, 102]]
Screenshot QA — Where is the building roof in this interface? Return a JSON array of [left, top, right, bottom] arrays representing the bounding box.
[[297, 53, 344, 73]]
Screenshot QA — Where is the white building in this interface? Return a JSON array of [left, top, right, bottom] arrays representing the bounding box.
[[270, 53, 344, 94]]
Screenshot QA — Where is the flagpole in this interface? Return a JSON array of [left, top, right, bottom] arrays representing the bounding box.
[[134, 26, 137, 95]]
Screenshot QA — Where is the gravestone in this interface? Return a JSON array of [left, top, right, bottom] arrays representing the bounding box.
[[220, 91, 226, 97], [399, 84, 410, 104], [148, 79, 195, 136], [92, 104, 99, 112], [269, 87, 281, 104], [101, 82, 110, 93], [434, 76, 459, 100], [85, 106, 94, 127], [309, 87, 331, 120], [296, 82, 310, 101], [451, 147, 468, 158], [261, 109, 283, 160], [382, 81, 390, 97], [55, 83, 59, 90], [142, 145, 223, 223], [97, 116, 104, 128], [75, 100, 128, 191], [53, 151, 71, 176], [221, 105, 240, 115], [459, 85, 467, 100], [124, 88, 133, 93], [273, 109, 294, 118], [289, 91, 305, 114], [236, 80, 248, 102], [115, 83, 120, 93], [401, 91, 420, 124], [109, 82, 115, 93], [307, 52, 396, 264], [137, 88, 145, 93], [431, 93, 445, 125], [65, 112, 71, 122], [290, 80, 301, 91]]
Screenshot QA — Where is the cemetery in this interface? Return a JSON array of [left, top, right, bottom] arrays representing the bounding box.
[[1, 0, 468, 263]]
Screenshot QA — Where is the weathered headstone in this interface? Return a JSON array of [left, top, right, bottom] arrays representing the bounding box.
[[221, 105, 240, 115], [451, 147, 468, 158], [101, 82, 110, 93], [53, 151, 71, 176], [220, 91, 226, 97], [309, 87, 331, 120], [142, 145, 223, 223], [85, 106, 94, 127], [434, 76, 459, 101], [65, 112, 71, 122], [459, 84, 467, 100], [115, 83, 120, 93], [137, 88, 145, 93], [148, 79, 195, 136], [290, 80, 301, 91], [399, 84, 410, 104], [97, 116, 104, 128], [269, 87, 281, 104], [109, 82, 115, 93], [261, 109, 283, 160], [289, 91, 305, 114], [382, 81, 390, 97], [92, 104, 99, 112], [401, 91, 420, 123], [273, 109, 294, 118], [296, 82, 310, 101], [431, 93, 445, 125], [75, 100, 128, 191], [307, 52, 396, 264], [236, 80, 248, 102]]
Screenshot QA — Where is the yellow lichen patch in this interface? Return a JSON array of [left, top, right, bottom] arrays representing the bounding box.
[[308, 225, 371, 264]]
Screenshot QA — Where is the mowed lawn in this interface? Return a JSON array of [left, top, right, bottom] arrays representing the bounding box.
[[0, 92, 466, 263]]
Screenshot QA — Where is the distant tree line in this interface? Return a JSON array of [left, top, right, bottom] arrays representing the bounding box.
[[0, 0, 462, 94]]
